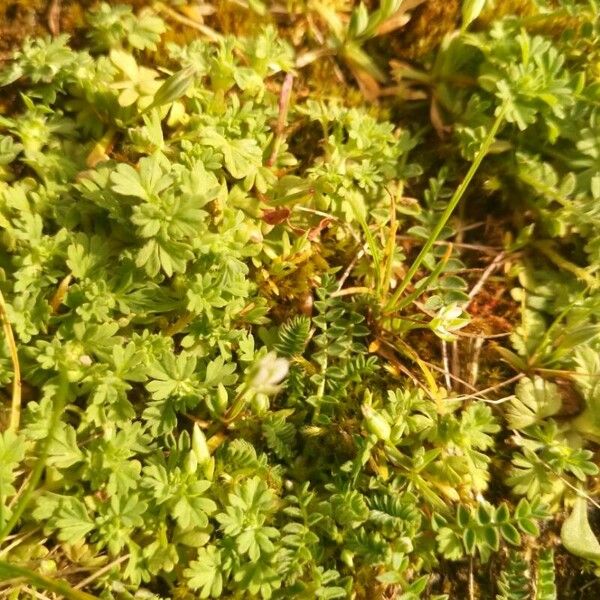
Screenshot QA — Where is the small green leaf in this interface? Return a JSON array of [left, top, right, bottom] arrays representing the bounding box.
[[200, 130, 262, 180], [477, 504, 493, 525], [54, 498, 95, 543], [146, 65, 196, 112], [496, 503, 510, 524], [515, 498, 530, 520], [462, 0, 487, 31], [500, 523, 521, 546], [110, 163, 148, 200], [109, 48, 138, 79], [436, 527, 464, 560], [348, 3, 369, 38], [463, 527, 476, 554], [483, 525, 500, 550], [561, 497, 600, 564], [518, 518, 539, 537], [457, 504, 470, 528], [506, 377, 562, 430]]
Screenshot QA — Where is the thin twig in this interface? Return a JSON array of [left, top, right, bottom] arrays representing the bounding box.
[[394, 236, 504, 254], [0, 529, 37, 559], [293, 205, 339, 220], [451, 340, 460, 389], [533, 367, 600, 377], [536, 459, 600, 510], [455, 330, 511, 340], [458, 373, 525, 400], [467, 251, 507, 303], [295, 48, 330, 69], [336, 246, 366, 291], [267, 73, 294, 166], [373, 338, 436, 400], [47, 0, 61, 36], [419, 358, 480, 393], [469, 557, 475, 600], [0, 289, 21, 433], [0, 561, 97, 600], [74, 555, 130, 590], [152, 2, 222, 42], [441, 341, 451, 390], [24, 587, 53, 600], [329, 286, 373, 298], [293, 203, 365, 246], [468, 337, 484, 388], [578, 578, 600, 595], [7, 467, 31, 510], [460, 393, 514, 405], [380, 183, 401, 302]]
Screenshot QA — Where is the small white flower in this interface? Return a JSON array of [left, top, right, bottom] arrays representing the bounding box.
[[249, 352, 289, 395], [430, 303, 470, 341], [79, 355, 93, 366]]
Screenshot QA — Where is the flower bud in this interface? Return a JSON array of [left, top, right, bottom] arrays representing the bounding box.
[[216, 383, 229, 412], [361, 404, 391, 442], [251, 392, 270, 415], [341, 549, 354, 568], [202, 457, 215, 481], [192, 423, 211, 466], [79, 355, 92, 366], [184, 450, 198, 475]]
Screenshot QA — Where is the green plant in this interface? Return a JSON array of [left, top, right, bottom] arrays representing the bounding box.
[[433, 498, 547, 563], [0, 1, 599, 598], [497, 551, 530, 600], [536, 549, 557, 600]]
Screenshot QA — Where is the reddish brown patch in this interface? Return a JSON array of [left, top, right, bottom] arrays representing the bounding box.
[[307, 217, 332, 241], [468, 284, 516, 336], [262, 207, 291, 225]]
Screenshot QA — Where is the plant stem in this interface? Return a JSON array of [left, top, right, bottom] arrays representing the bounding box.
[[0, 369, 69, 544], [350, 195, 382, 292], [385, 104, 508, 312], [380, 182, 400, 302], [0, 289, 21, 433], [391, 242, 453, 313], [0, 560, 98, 600], [533, 240, 598, 288]]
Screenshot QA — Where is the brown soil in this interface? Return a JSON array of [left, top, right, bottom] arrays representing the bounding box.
[[0, 0, 156, 55]]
